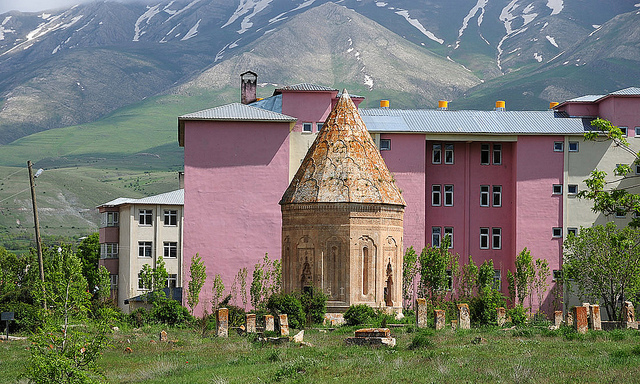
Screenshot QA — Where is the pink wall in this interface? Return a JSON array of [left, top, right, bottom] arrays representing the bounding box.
[[598, 97, 640, 135], [99, 258, 119, 274], [281, 91, 336, 132], [380, 133, 426, 250], [182, 120, 291, 315], [99, 227, 119, 243], [560, 103, 599, 118]]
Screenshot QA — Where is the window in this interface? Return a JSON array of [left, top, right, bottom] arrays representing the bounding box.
[[164, 210, 177, 226], [302, 122, 312, 132], [110, 275, 118, 291], [552, 227, 562, 238], [444, 227, 453, 249], [554, 142, 564, 152], [492, 185, 502, 207], [138, 274, 146, 290], [493, 270, 502, 290], [480, 228, 489, 249], [635, 127, 640, 137], [163, 242, 178, 258], [138, 241, 152, 257], [552, 184, 563, 195], [481, 144, 490, 165], [444, 270, 453, 291], [101, 212, 119, 227], [620, 127, 628, 137], [493, 144, 502, 165], [567, 227, 578, 236], [480, 185, 489, 207], [100, 243, 118, 259], [316, 122, 323, 132], [432, 144, 441, 164], [380, 139, 391, 151], [615, 207, 626, 218], [432, 185, 441, 206], [444, 185, 454, 206], [568, 184, 578, 195], [636, 164, 640, 175], [167, 274, 178, 289], [444, 144, 454, 164], [432, 227, 441, 248], [139, 209, 152, 225], [568, 142, 579, 152], [492, 227, 502, 249]]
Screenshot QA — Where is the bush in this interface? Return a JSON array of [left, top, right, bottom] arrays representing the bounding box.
[[300, 288, 327, 325], [0, 301, 43, 333], [408, 329, 435, 350], [469, 287, 507, 325], [266, 293, 305, 329], [128, 307, 151, 327], [507, 304, 527, 326], [151, 300, 192, 326], [344, 304, 376, 326]]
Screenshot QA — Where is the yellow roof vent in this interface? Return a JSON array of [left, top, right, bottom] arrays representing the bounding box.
[[495, 100, 506, 111], [549, 102, 559, 109], [380, 100, 390, 108], [438, 100, 448, 110]]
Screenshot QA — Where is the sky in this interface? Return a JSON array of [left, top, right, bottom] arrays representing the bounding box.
[[0, 0, 154, 14]]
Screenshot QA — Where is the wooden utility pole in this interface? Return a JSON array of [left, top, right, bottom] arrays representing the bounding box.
[[27, 161, 46, 309]]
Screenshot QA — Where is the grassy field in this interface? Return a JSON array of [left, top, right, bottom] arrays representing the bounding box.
[[3, 322, 640, 383]]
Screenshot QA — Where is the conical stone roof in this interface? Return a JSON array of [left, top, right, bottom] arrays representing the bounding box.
[[280, 90, 405, 206]]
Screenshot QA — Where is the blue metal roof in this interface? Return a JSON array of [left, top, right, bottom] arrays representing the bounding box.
[[250, 94, 283, 113]]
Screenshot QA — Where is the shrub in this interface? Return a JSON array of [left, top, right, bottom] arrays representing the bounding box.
[[408, 329, 435, 350], [266, 293, 305, 329], [470, 287, 507, 325], [507, 304, 527, 326], [344, 304, 375, 326], [151, 300, 192, 326], [128, 307, 150, 327], [300, 288, 327, 325], [0, 301, 43, 333]]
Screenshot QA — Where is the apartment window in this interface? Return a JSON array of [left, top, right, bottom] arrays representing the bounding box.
[[167, 274, 178, 289], [316, 122, 323, 132], [568, 184, 578, 195], [432, 144, 442, 164], [480, 228, 489, 249], [552, 227, 563, 238], [139, 209, 153, 225], [568, 142, 579, 152], [493, 144, 502, 165], [110, 275, 118, 291], [615, 207, 626, 218], [138, 274, 146, 290], [432, 227, 441, 248], [567, 227, 578, 236], [444, 184, 454, 206], [100, 243, 118, 259], [444, 227, 453, 249], [163, 242, 178, 258], [138, 241, 152, 257], [101, 212, 119, 227], [493, 270, 502, 290], [444, 270, 453, 291], [380, 139, 391, 151], [492, 227, 502, 249], [302, 122, 312, 132], [432, 185, 441, 206], [492, 185, 502, 207], [552, 184, 563, 195], [635, 127, 640, 136], [480, 185, 489, 207], [636, 164, 640, 175], [164, 210, 177, 226], [620, 127, 628, 137], [444, 144, 454, 164], [481, 144, 490, 165], [554, 142, 564, 152]]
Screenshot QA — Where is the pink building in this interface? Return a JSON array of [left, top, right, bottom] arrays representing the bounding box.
[[177, 75, 640, 315]]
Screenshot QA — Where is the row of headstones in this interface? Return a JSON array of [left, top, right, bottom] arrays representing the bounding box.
[[214, 308, 290, 338], [416, 298, 473, 330]]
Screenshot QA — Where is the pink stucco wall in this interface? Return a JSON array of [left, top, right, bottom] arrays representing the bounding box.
[[560, 103, 599, 118], [281, 91, 336, 132], [182, 120, 291, 315], [380, 133, 426, 250], [598, 97, 640, 136]]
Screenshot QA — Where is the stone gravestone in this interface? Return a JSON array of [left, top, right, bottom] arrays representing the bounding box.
[[554, 311, 563, 328], [246, 314, 256, 333], [623, 301, 638, 329], [434, 309, 445, 330], [574, 306, 588, 334], [566, 311, 574, 327], [496, 307, 506, 327], [416, 298, 428, 328], [451, 320, 458, 330], [217, 308, 229, 338], [278, 314, 289, 336], [457, 303, 470, 330], [589, 304, 601, 331], [159, 330, 167, 342], [264, 315, 275, 332], [345, 328, 396, 347]]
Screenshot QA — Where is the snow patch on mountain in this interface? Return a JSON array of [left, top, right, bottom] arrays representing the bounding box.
[[133, 4, 161, 42], [163, 1, 177, 15], [364, 74, 373, 90], [165, 0, 202, 23], [181, 19, 201, 40], [223, 0, 273, 34], [455, 0, 487, 49], [589, 25, 602, 36], [269, 0, 316, 24], [545, 35, 558, 47], [497, 0, 539, 71], [546, 0, 563, 15], [395, 9, 444, 44], [160, 23, 180, 42], [0, 16, 13, 41], [534, 52, 542, 62]]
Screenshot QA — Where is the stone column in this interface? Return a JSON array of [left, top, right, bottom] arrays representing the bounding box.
[[265, 315, 275, 332], [216, 308, 229, 338], [554, 311, 563, 328], [589, 305, 601, 331], [623, 301, 638, 329], [457, 303, 470, 330], [416, 298, 428, 328], [278, 314, 289, 336], [574, 306, 587, 334], [434, 309, 445, 330], [496, 307, 506, 327], [566, 311, 573, 327], [246, 314, 256, 333]]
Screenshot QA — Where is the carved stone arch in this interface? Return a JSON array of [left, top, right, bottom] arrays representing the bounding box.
[[358, 235, 376, 300], [283, 236, 291, 292], [384, 236, 398, 306], [324, 235, 346, 301], [296, 236, 315, 292]]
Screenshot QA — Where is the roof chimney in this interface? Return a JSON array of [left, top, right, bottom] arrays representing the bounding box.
[[240, 71, 257, 104], [380, 100, 390, 108], [549, 102, 559, 109], [494, 100, 505, 111], [438, 100, 448, 110]]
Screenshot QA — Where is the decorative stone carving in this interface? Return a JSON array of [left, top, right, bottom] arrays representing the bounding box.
[[264, 315, 275, 332], [589, 305, 601, 331], [554, 311, 563, 328], [434, 309, 446, 330], [416, 298, 428, 328], [496, 307, 506, 327], [623, 301, 637, 329], [451, 320, 458, 330], [574, 306, 587, 334], [566, 311, 574, 327], [278, 314, 289, 336], [217, 308, 229, 338], [246, 314, 256, 333], [457, 303, 470, 330]]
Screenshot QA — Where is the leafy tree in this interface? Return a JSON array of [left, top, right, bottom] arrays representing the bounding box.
[[211, 273, 225, 314], [187, 253, 207, 315], [470, 259, 507, 325], [93, 266, 111, 304], [418, 236, 458, 301], [513, 248, 535, 309], [402, 246, 420, 308], [533, 258, 550, 314], [137, 256, 169, 303], [459, 255, 478, 299], [77, 233, 100, 293], [563, 222, 640, 321], [250, 253, 282, 310]]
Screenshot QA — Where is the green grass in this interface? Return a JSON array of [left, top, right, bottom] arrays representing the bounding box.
[[4, 324, 640, 383]]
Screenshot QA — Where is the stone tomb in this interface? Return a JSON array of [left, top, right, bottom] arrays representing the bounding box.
[[217, 308, 229, 338], [623, 301, 638, 329], [574, 306, 588, 334], [457, 303, 470, 330], [589, 304, 601, 331], [345, 328, 396, 347], [278, 314, 289, 336], [496, 307, 506, 327], [434, 309, 446, 330], [554, 311, 563, 328], [264, 315, 275, 332], [246, 314, 256, 333], [416, 298, 428, 328]]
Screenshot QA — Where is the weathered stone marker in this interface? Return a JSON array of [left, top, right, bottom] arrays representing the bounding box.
[[566, 311, 574, 327], [451, 320, 458, 330], [345, 328, 395, 347], [278, 314, 289, 336], [623, 301, 638, 329], [589, 304, 601, 331], [434, 309, 446, 330], [457, 303, 470, 330], [217, 308, 229, 338], [159, 330, 167, 342], [264, 315, 275, 332], [416, 298, 428, 328], [496, 307, 506, 327], [574, 306, 587, 334], [246, 314, 256, 333], [554, 311, 563, 328]]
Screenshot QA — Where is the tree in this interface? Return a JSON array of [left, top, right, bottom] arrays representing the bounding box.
[[137, 256, 169, 303], [459, 255, 478, 299], [563, 222, 640, 321], [512, 248, 535, 309], [418, 236, 458, 302], [77, 233, 100, 293], [211, 273, 225, 314], [402, 246, 420, 308], [186, 253, 207, 315], [250, 253, 282, 311], [532, 258, 550, 314], [580, 118, 640, 226]]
